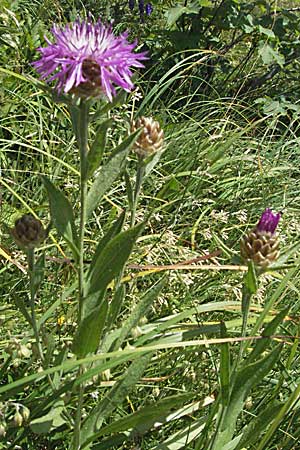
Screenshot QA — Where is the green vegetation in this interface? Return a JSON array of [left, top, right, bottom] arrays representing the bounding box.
[[1, 1, 300, 449]]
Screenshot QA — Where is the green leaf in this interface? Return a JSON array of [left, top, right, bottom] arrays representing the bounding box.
[[42, 176, 79, 259], [248, 307, 289, 364], [86, 393, 192, 442], [258, 42, 285, 67], [87, 118, 112, 179], [165, 6, 187, 27], [88, 210, 126, 277], [86, 222, 144, 297], [211, 345, 282, 449], [73, 301, 108, 358], [235, 401, 283, 450], [220, 322, 230, 406], [243, 261, 258, 295], [30, 401, 65, 434], [106, 284, 125, 332], [258, 25, 275, 38], [112, 277, 166, 351], [86, 129, 141, 218], [80, 353, 152, 448]]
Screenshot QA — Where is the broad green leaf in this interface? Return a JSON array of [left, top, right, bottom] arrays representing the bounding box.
[[80, 353, 152, 448], [87, 118, 112, 179], [258, 42, 285, 67], [30, 401, 65, 434], [165, 6, 187, 27], [86, 129, 141, 218], [42, 176, 79, 259], [73, 301, 108, 358], [258, 25, 275, 38], [86, 222, 144, 296], [211, 345, 282, 449]]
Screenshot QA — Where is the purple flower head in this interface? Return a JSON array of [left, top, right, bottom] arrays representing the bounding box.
[[256, 208, 281, 234], [33, 17, 148, 101], [145, 3, 153, 16], [129, 0, 135, 10]]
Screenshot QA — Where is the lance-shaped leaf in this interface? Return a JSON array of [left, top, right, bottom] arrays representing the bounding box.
[[73, 301, 108, 358], [80, 353, 152, 449], [86, 129, 141, 219], [42, 176, 79, 260], [86, 118, 112, 179], [211, 345, 282, 449], [86, 222, 144, 297]]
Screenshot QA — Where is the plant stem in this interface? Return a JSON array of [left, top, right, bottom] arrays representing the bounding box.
[[130, 156, 145, 227], [27, 248, 44, 365], [72, 101, 90, 450], [77, 101, 89, 324]]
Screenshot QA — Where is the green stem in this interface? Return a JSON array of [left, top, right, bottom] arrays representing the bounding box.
[[130, 156, 145, 227], [27, 248, 44, 365], [77, 101, 89, 324], [237, 288, 252, 364], [73, 101, 90, 450]]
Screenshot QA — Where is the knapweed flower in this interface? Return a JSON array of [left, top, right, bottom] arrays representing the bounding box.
[[240, 208, 281, 268], [131, 116, 164, 158], [33, 17, 147, 101], [11, 214, 46, 249]]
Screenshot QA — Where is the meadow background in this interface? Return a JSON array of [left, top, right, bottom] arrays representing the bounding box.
[[1, 0, 300, 449]]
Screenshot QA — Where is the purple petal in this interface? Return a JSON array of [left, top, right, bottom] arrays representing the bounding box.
[[256, 208, 281, 234]]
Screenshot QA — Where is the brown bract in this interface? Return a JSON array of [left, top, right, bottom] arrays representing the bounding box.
[[131, 116, 164, 158], [11, 214, 46, 249], [240, 229, 280, 268]]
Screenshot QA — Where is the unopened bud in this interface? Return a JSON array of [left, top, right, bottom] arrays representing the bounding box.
[[131, 116, 164, 158], [13, 411, 23, 427], [0, 422, 6, 437], [240, 208, 280, 268], [21, 406, 30, 421], [131, 326, 142, 339], [11, 214, 45, 249]]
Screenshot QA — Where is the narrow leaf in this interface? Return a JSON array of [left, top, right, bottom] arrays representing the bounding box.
[[86, 222, 144, 296], [73, 301, 108, 358], [80, 353, 152, 448], [87, 118, 112, 179], [88, 210, 126, 277], [42, 176, 79, 259], [212, 345, 282, 449], [112, 277, 166, 351], [86, 129, 141, 218]]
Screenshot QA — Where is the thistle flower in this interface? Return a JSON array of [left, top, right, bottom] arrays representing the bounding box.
[[11, 214, 46, 249], [33, 17, 147, 101], [131, 116, 164, 158], [240, 208, 281, 268]]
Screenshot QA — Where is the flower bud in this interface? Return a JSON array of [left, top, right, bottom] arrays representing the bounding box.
[[11, 214, 45, 249], [21, 406, 30, 421], [13, 411, 23, 427], [131, 116, 164, 158], [0, 422, 6, 437], [240, 208, 280, 268]]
